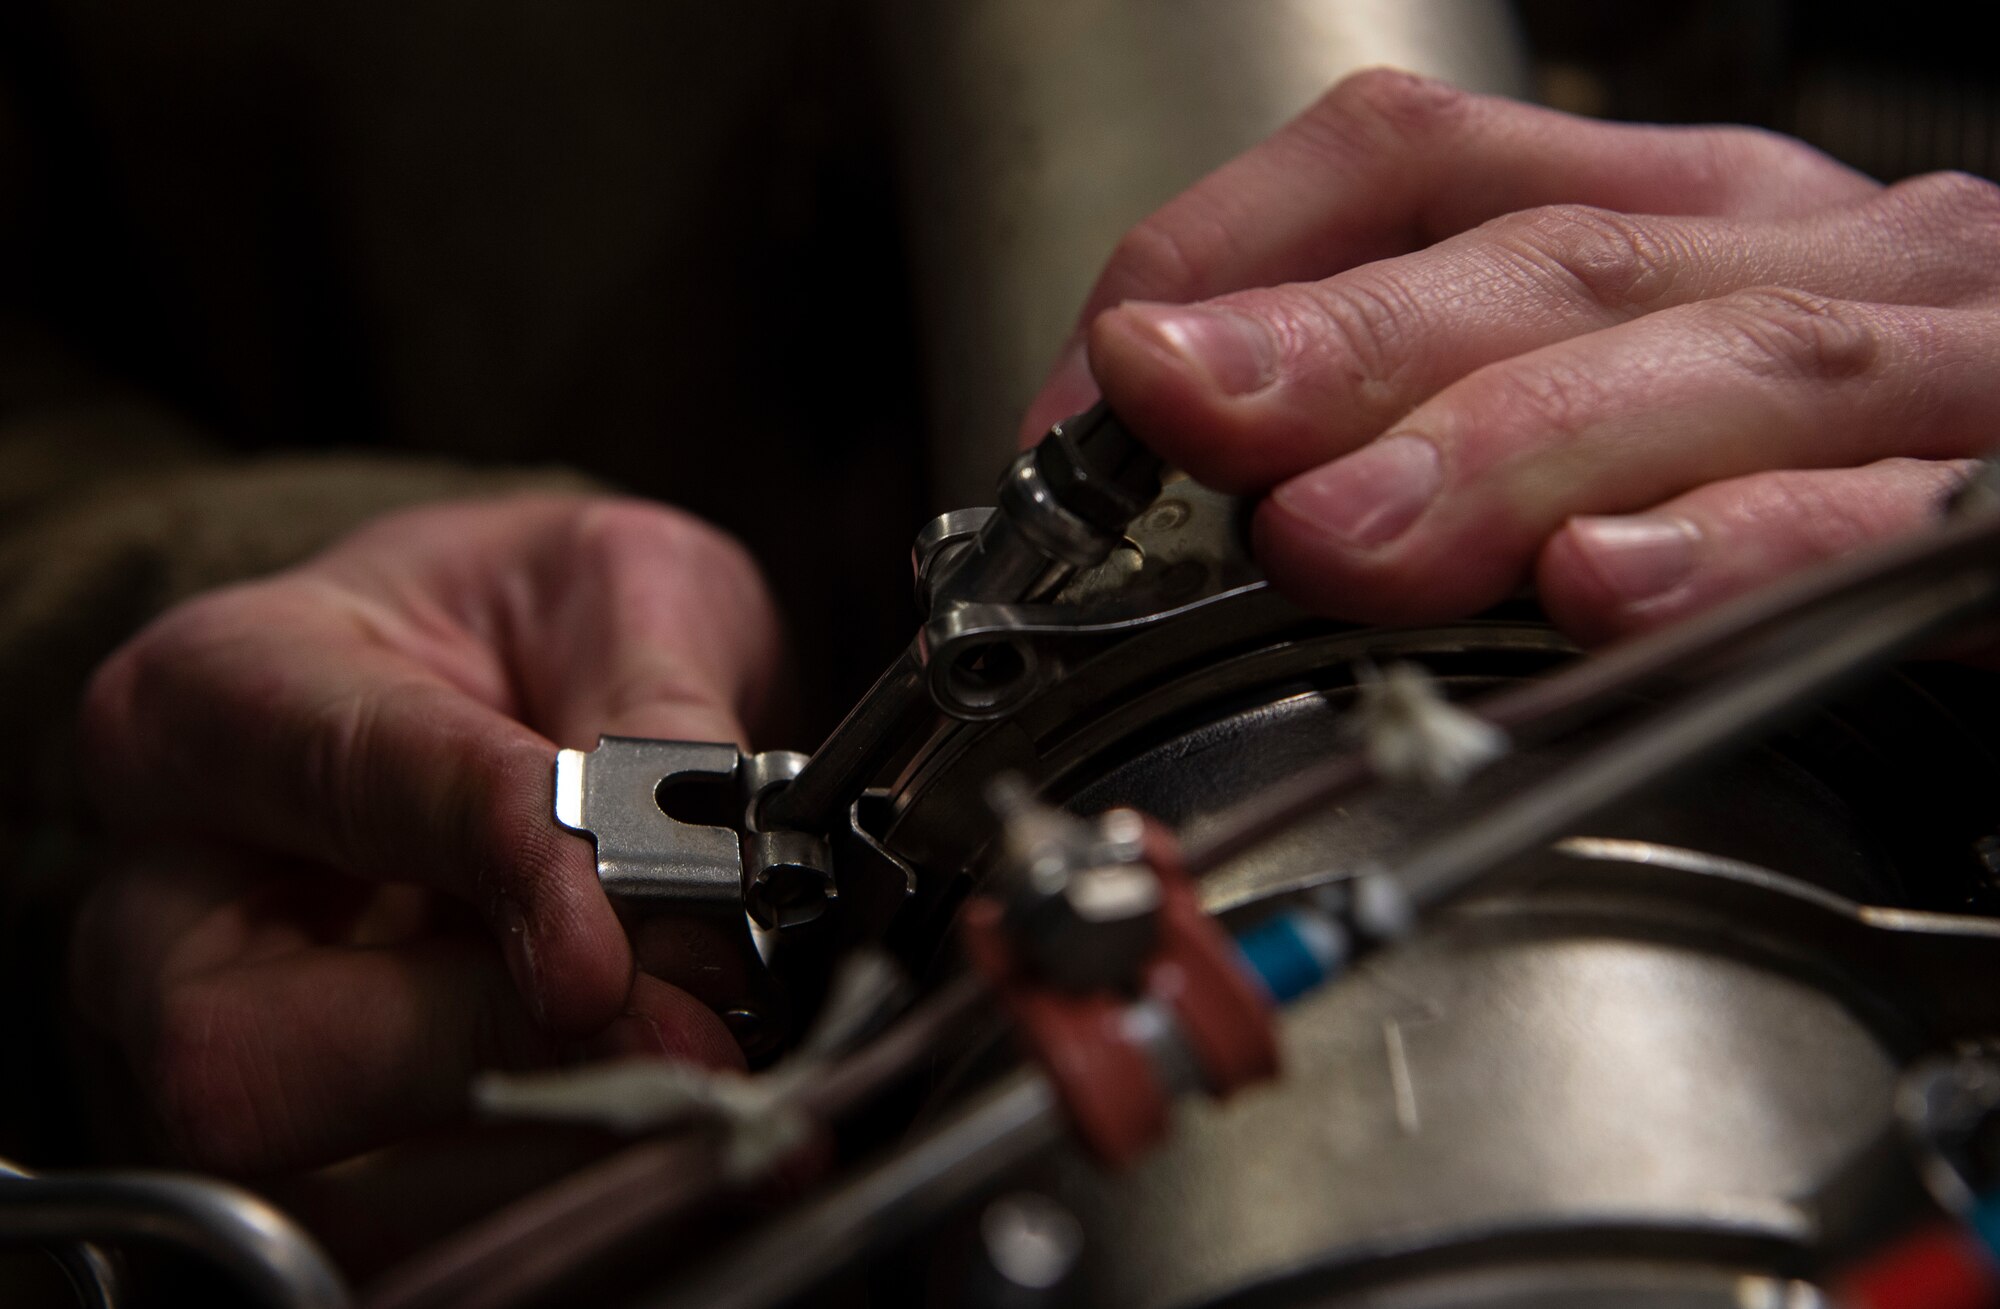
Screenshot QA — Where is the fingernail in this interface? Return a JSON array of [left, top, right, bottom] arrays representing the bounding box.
[[1568, 514, 1701, 603], [498, 898, 549, 1027], [1125, 302, 1279, 396], [1272, 435, 1443, 547]]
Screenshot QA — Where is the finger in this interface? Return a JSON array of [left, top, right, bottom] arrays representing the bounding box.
[[501, 500, 786, 747], [81, 607, 629, 1034], [579, 972, 744, 1070], [145, 938, 553, 1174], [81, 499, 783, 1036], [76, 857, 738, 1175], [1092, 172, 2000, 489], [72, 852, 554, 1173], [1252, 290, 2000, 625], [1537, 459, 1980, 644], [147, 945, 738, 1174], [1019, 68, 1877, 440]]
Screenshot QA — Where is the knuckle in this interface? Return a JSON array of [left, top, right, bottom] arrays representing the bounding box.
[[1315, 68, 1467, 144], [1708, 287, 1881, 381], [571, 498, 747, 573], [1466, 357, 1610, 450], [298, 679, 468, 881], [1883, 170, 2000, 238], [1677, 125, 1850, 204], [78, 589, 245, 782], [1099, 212, 1214, 305], [1698, 123, 1832, 176], [1490, 204, 1680, 316]]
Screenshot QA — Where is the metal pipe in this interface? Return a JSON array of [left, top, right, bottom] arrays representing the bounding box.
[[1236, 571, 2000, 915], [0, 1158, 119, 1309], [0, 1172, 348, 1309], [1184, 506, 2000, 879], [761, 645, 931, 834]]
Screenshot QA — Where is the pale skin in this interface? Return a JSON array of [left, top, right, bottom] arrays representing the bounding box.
[[74, 498, 778, 1172], [74, 71, 2000, 1174], [1022, 70, 2000, 643]]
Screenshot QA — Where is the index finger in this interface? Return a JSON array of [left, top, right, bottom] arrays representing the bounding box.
[[1021, 69, 1878, 440], [79, 580, 630, 1036]]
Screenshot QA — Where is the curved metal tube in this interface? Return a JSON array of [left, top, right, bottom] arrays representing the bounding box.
[[0, 1172, 348, 1309], [0, 1158, 120, 1309]]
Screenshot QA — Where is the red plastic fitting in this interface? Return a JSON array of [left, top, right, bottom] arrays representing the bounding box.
[[961, 817, 1279, 1168]]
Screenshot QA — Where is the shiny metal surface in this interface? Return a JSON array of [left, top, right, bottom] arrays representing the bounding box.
[[1041, 903, 1875, 1307], [740, 749, 836, 929], [960, 672, 2000, 1306], [994, 452, 1116, 571], [1272, 572, 2000, 917], [0, 1158, 119, 1309], [995, 798, 1161, 991], [914, 508, 998, 614], [979, 1192, 1084, 1296], [776, 410, 1174, 819], [879, 522, 2000, 1308], [0, 1171, 347, 1309], [763, 646, 931, 835], [554, 736, 816, 1055], [875, 0, 1529, 506], [1031, 825, 2000, 1307], [555, 737, 744, 912]]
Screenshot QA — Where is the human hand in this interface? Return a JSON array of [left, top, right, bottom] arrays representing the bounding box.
[[1024, 70, 2000, 642], [70, 495, 783, 1174]]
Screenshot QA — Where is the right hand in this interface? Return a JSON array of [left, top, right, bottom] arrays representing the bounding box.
[[1023, 70, 2000, 644]]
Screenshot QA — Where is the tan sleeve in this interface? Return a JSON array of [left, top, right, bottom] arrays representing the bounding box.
[[0, 417, 600, 823]]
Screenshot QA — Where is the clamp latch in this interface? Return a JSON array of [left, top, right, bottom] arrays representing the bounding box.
[[555, 737, 837, 931], [554, 737, 839, 1057]]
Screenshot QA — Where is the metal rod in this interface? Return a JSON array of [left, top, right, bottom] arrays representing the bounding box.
[[1184, 508, 2000, 878], [633, 1069, 1063, 1309], [1237, 571, 2000, 913], [762, 645, 931, 834], [0, 1158, 120, 1309], [0, 1173, 348, 1309], [770, 404, 1162, 835]]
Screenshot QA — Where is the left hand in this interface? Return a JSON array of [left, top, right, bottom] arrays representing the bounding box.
[[69, 495, 783, 1174], [1023, 70, 2000, 643]]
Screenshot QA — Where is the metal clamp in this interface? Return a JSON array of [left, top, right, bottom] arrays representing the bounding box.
[[555, 738, 837, 932], [915, 476, 1264, 721], [959, 808, 1278, 1167], [554, 738, 839, 1056]]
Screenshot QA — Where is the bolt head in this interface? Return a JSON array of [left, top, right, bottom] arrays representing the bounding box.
[[1008, 860, 1161, 992]]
